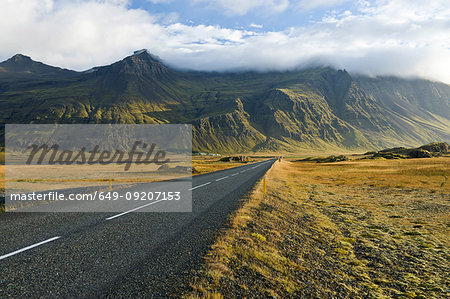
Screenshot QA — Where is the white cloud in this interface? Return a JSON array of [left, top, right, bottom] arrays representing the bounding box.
[[0, 0, 449, 83], [250, 23, 263, 28], [191, 0, 289, 16], [0, 0, 161, 69]]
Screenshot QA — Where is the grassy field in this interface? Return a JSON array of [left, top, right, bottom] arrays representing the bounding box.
[[186, 157, 449, 298]]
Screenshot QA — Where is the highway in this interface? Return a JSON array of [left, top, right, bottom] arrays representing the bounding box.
[[0, 158, 276, 297]]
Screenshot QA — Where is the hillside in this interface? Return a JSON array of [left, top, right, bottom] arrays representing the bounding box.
[[0, 51, 448, 152], [0, 54, 77, 79]]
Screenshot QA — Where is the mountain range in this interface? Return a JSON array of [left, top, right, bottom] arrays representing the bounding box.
[[0, 50, 449, 153]]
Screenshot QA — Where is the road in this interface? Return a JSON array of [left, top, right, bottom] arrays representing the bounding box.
[[0, 158, 276, 298]]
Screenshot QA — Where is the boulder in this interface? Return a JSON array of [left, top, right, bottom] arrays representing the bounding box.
[[418, 142, 449, 154], [408, 149, 433, 158], [157, 164, 170, 171], [317, 155, 348, 163], [173, 166, 193, 172]]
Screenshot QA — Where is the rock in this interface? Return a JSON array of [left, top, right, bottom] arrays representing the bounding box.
[[173, 166, 193, 172], [234, 156, 250, 162], [379, 147, 407, 153], [157, 164, 170, 171], [364, 151, 377, 155], [317, 155, 348, 163], [220, 156, 250, 162], [418, 142, 449, 154], [408, 149, 433, 158], [372, 152, 404, 159], [366, 142, 449, 160]]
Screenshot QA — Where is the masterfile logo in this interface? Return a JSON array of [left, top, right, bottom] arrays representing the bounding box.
[[5, 124, 193, 213], [26, 141, 170, 171]]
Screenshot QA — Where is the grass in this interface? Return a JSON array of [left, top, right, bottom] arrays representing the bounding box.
[[185, 157, 450, 298], [191, 156, 264, 175]]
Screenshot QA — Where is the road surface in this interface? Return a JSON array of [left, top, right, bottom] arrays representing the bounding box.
[[0, 159, 276, 298]]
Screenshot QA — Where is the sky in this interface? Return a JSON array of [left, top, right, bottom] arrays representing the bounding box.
[[0, 0, 449, 83]]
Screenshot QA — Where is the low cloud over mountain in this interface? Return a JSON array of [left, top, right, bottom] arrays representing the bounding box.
[[0, 0, 449, 83]]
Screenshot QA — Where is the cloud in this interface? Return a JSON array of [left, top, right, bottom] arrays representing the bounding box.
[[0, 0, 162, 69], [250, 23, 263, 28], [0, 0, 449, 83], [191, 0, 289, 16]]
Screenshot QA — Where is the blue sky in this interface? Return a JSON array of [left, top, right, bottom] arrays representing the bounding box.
[[0, 0, 449, 83], [129, 0, 354, 31]]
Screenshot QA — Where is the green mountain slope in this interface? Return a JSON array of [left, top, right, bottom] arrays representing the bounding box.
[[0, 54, 77, 79], [0, 51, 448, 153]]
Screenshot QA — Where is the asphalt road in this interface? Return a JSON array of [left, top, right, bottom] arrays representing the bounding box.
[[0, 158, 276, 298]]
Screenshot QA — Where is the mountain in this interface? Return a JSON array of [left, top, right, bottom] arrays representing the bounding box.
[[96, 50, 170, 76], [0, 51, 448, 153], [0, 54, 77, 79]]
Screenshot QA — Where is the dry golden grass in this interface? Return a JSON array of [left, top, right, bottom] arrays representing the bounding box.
[[0, 156, 251, 193], [3, 162, 194, 194], [186, 157, 449, 298], [192, 156, 265, 175], [0, 165, 4, 193], [293, 157, 450, 191]]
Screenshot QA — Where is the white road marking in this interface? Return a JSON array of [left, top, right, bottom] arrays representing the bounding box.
[[188, 181, 211, 191], [0, 160, 273, 260], [215, 176, 229, 182], [105, 199, 166, 220], [106, 160, 272, 221], [0, 236, 61, 261]]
